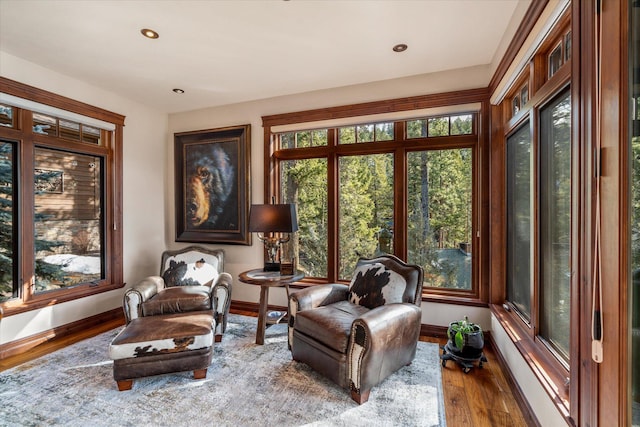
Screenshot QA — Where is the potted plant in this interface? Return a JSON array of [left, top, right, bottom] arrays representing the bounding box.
[[447, 315, 484, 356]]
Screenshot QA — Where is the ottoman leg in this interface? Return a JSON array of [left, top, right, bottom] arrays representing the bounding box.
[[193, 368, 208, 379], [117, 379, 133, 391]]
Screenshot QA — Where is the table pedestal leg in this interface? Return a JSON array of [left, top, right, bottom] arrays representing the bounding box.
[[256, 285, 269, 345]]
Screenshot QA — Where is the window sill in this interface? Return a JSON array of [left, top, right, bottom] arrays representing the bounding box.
[[490, 303, 571, 421], [422, 292, 487, 307], [0, 282, 123, 317], [290, 279, 487, 306]]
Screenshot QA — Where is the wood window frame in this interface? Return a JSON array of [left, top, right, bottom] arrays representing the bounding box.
[[0, 77, 124, 316], [262, 89, 490, 305], [489, 5, 579, 424]]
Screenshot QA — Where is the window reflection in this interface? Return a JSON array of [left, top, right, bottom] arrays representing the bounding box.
[[0, 141, 16, 302], [539, 89, 571, 361], [33, 147, 104, 292], [506, 124, 532, 319]]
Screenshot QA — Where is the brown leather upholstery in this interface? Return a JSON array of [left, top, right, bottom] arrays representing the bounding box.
[[288, 254, 423, 404], [109, 311, 215, 390], [123, 246, 232, 342], [141, 286, 211, 316]]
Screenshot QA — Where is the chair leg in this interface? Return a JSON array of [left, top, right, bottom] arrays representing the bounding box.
[[351, 388, 370, 404], [116, 379, 133, 391], [193, 368, 208, 379]]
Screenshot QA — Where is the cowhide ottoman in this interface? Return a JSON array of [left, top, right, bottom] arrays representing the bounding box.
[[108, 311, 215, 391]]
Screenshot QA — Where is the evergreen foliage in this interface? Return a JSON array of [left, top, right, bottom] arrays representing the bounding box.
[[280, 114, 474, 287]]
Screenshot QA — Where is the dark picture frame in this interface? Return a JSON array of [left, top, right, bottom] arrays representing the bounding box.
[[174, 124, 251, 245]]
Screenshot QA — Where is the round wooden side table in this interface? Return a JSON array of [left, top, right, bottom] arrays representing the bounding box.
[[238, 269, 304, 345]]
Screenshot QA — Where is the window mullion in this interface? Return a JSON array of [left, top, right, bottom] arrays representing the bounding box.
[[20, 110, 36, 301]]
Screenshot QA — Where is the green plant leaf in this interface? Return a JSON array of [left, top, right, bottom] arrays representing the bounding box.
[[455, 330, 464, 350]]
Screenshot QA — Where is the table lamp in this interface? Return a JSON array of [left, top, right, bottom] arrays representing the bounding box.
[[249, 203, 298, 271]]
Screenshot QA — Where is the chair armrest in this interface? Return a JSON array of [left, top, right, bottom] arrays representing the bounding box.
[[289, 283, 349, 312], [355, 303, 422, 341], [122, 276, 164, 324], [211, 272, 233, 333], [348, 303, 422, 395]]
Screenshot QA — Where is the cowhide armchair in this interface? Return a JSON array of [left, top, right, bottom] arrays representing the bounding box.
[[123, 246, 232, 342], [288, 254, 424, 404]]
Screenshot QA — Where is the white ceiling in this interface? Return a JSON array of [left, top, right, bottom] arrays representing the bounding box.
[[0, 0, 530, 114]]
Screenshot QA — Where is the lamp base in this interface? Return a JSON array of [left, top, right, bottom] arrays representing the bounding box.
[[263, 262, 280, 272]]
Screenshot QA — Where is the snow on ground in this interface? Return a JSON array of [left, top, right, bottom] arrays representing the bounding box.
[[42, 254, 101, 274]]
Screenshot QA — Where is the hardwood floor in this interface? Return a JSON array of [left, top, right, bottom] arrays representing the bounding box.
[[0, 311, 534, 427], [420, 336, 533, 427]]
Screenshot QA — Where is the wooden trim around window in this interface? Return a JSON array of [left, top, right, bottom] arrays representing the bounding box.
[[263, 89, 488, 302], [0, 78, 125, 317]]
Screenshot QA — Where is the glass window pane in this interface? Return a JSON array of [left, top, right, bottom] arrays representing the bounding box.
[[0, 141, 16, 302], [81, 125, 101, 145], [375, 122, 394, 141], [60, 120, 80, 141], [34, 147, 104, 292], [357, 124, 374, 143], [339, 126, 356, 144], [311, 129, 328, 147], [339, 154, 394, 279], [506, 123, 532, 320], [512, 94, 521, 116], [450, 114, 473, 135], [280, 132, 295, 149], [0, 104, 14, 128], [33, 113, 57, 136], [548, 43, 563, 78], [280, 158, 328, 279], [428, 117, 449, 137], [564, 31, 572, 62], [539, 89, 571, 361], [521, 85, 529, 107], [296, 131, 312, 148], [407, 149, 472, 289], [407, 119, 427, 138]]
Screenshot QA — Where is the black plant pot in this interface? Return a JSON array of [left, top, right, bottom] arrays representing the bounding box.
[[446, 322, 485, 359], [441, 321, 487, 373]]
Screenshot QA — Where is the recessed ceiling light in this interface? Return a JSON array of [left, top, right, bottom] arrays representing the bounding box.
[[141, 28, 159, 39], [173, 88, 185, 94], [393, 44, 408, 53]]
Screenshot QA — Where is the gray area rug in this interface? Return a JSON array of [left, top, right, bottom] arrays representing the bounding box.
[[0, 314, 446, 427]]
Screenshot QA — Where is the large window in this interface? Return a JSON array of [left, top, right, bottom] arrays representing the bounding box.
[[506, 123, 532, 319], [280, 157, 328, 278], [539, 89, 571, 361], [496, 9, 573, 414], [0, 78, 124, 314], [504, 91, 572, 372], [407, 148, 472, 290], [505, 91, 571, 359], [269, 105, 480, 298]]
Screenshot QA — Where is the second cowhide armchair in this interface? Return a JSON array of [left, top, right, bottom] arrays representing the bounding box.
[[123, 246, 232, 342], [288, 254, 424, 404]]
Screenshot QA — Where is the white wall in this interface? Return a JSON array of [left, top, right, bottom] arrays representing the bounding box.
[[0, 52, 167, 344], [167, 64, 494, 328], [491, 315, 567, 425]]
